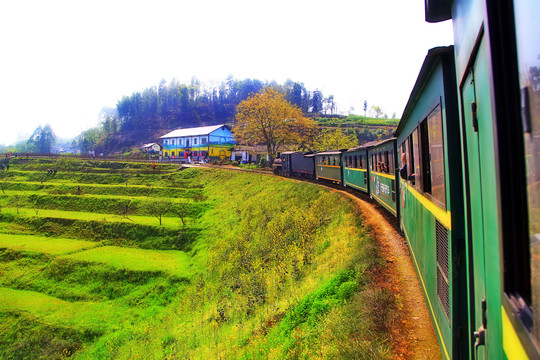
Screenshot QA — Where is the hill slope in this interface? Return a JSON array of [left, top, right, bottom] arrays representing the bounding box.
[[0, 159, 399, 359]]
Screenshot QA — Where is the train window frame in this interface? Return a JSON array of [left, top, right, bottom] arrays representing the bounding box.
[[427, 104, 447, 209], [420, 119, 432, 194], [411, 129, 421, 188], [388, 150, 394, 174]]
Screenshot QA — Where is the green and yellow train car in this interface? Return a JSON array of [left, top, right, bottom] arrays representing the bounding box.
[[417, 0, 540, 358], [343, 146, 370, 193], [396, 46, 466, 359], [367, 138, 399, 217], [314, 150, 343, 184]]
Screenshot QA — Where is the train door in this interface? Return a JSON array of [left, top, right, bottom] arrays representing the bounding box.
[[460, 34, 496, 360]]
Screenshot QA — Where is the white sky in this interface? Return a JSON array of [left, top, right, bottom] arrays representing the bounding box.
[[0, 0, 453, 146]]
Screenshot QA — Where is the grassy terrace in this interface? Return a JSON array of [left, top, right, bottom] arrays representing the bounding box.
[[0, 158, 397, 359]]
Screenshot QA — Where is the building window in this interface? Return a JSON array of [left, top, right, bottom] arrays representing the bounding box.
[[194, 138, 198, 145], [202, 137, 207, 144]]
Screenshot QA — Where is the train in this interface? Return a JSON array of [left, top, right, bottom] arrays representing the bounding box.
[[276, 0, 539, 358]]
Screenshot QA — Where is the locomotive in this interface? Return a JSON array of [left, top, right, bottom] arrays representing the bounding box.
[[276, 0, 539, 358]]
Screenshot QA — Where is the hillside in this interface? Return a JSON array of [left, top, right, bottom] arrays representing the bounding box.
[[0, 159, 399, 359]]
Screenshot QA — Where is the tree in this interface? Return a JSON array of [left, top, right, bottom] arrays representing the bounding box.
[[311, 89, 323, 113], [27, 124, 56, 153], [145, 199, 172, 226], [234, 88, 317, 164], [175, 201, 190, 227], [312, 128, 358, 152], [371, 105, 384, 118]]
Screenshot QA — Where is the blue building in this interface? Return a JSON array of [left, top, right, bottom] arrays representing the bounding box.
[[160, 124, 235, 161]]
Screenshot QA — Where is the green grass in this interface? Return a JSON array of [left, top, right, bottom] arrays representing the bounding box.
[[62, 246, 192, 276], [1, 207, 185, 227], [316, 115, 399, 127], [0, 160, 396, 359], [0, 233, 100, 255]]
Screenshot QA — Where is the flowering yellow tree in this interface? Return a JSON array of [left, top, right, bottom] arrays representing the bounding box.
[[234, 88, 316, 164]]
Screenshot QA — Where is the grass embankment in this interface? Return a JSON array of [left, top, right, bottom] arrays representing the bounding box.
[[316, 115, 399, 127], [0, 158, 398, 359]]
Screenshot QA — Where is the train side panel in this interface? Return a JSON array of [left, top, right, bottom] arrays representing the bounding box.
[[314, 151, 343, 184], [343, 148, 369, 193], [426, 0, 540, 358], [395, 46, 465, 360], [367, 139, 399, 217], [290, 152, 315, 179]]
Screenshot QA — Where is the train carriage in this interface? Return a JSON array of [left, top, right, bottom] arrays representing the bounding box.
[[314, 150, 343, 184], [278, 151, 293, 176], [288, 151, 315, 179], [367, 138, 399, 217], [395, 46, 465, 359], [343, 146, 370, 193], [423, 0, 540, 359]]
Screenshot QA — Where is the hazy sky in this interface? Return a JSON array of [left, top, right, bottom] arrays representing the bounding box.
[[0, 0, 453, 146]]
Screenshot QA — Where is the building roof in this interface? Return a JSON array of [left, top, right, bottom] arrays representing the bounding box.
[[160, 124, 229, 139], [142, 142, 159, 148]]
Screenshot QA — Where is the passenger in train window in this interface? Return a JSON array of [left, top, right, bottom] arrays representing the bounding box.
[[399, 153, 408, 180]]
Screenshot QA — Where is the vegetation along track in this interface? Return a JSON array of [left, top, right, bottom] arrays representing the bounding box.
[[0, 158, 440, 358], [334, 188, 442, 359], [199, 162, 443, 358]]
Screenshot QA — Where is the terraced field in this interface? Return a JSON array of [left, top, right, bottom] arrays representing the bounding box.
[[0, 159, 202, 358], [0, 158, 397, 359]]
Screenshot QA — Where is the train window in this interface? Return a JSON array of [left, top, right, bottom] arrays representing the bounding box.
[[388, 150, 394, 174], [513, 0, 540, 343], [420, 119, 432, 193], [428, 105, 446, 208], [411, 129, 421, 188]]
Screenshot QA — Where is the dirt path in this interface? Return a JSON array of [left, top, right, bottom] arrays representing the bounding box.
[[335, 189, 442, 360]]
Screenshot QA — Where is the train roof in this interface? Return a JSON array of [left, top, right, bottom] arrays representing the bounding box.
[[281, 151, 313, 155], [314, 150, 344, 156], [345, 145, 370, 152], [424, 0, 451, 23], [396, 46, 454, 136], [368, 137, 396, 148]]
